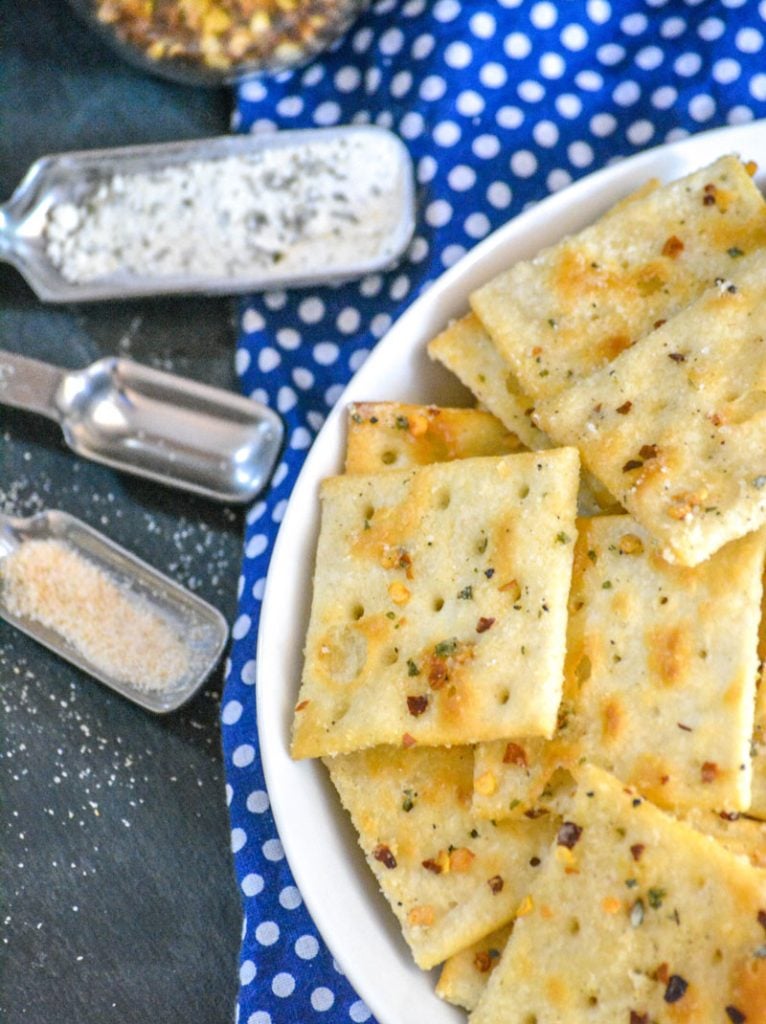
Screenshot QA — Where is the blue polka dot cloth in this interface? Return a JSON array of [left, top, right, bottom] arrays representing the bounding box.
[[221, 1, 766, 1020]]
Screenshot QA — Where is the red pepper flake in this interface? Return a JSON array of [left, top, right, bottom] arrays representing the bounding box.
[[476, 616, 495, 633], [758, 909, 766, 929], [503, 742, 528, 768], [662, 235, 685, 258], [373, 844, 397, 869], [639, 444, 658, 460], [623, 459, 643, 472], [630, 1013, 649, 1024], [474, 951, 494, 973], [703, 194, 716, 206], [703, 183, 717, 206], [422, 858, 443, 875], [487, 875, 504, 894], [616, 400, 633, 415], [630, 843, 645, 862], [663, 975, 688, 1004], [719, 811, 741, 821], [406, 694, 429, 717], [701, 761, 719, 783], [677, 722, 692, 732], [428, 658, 449, 690], [556, 821, 583, 848], [653, 319, 667, 330], [668, 352, 686, 363], [726, 1007, 746, 1024], [402, 732, 417, 749], [294, 699, 310, 712], [525, 808, 549, 820], [656, 963, 669, 984]]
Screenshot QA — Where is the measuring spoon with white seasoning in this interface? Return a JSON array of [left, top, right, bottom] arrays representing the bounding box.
[[0, 349, 284, 503], [0, 126, 415, 302], [0, 508, 229, 712]]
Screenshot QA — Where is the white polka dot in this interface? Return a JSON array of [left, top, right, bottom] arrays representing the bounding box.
[[241, 872, 264, 897], [728, 105, 754, 125], [568, 140, 594, 168], [272, 973, 295, 998], [241, 660, 257, 685], [496, 105, 524, 129], [256, 921, 280, 946], [232, 744, 255, 768], [487, 181, 512, 209], [313, 101, 341, 126], [365, 67, 381, 94], [555, 93, 582, 119], [390, 70, 412, 98], [337, 307, 361, 334], [750, 74, 766, 101], [349, 1001, 372, 1023], [242, 308, 265, 333], [433, 0, 460, 20], [464, 212, 491, 239], [456, 90, 485, 117], [424, 199, 452, 230], [561, 23, 588, 50], [313, 342, 339, 366], [613, 80, 641, 106], [371, 314, 392, 338], [225, 782, 233, 805], [276, 95, 303, 118], [232, 615, 252, 641], [598, 42, 625, 66], [246, 789, 269, 813], [621, 11, 647, 33], [311, 989, 335, 1013], [360, 274, 383, 297], [222, 700, 242, 726], [295, 934, 319, 959], [576, 69, 603, 91], [379, 26, 404, 55], [445, 40, 473, 68], [251, 578, 266, 602], [675, 51, 702, 76], [279, 885, 302, 910], [247, 1013, 271, 1024], [504, 31, 532, 58], [349, 349, 369, 372], [470, 11, 496, 38], [250, 387, 269, 406], [302, 63, 325, 85], [698, 16, 724, 41], [635, 45, 663, 71], [473, 133, 501, 159], [547, 168, 572, 192], [240, 80, 267, 102], [409, 236, 429, 262], [533, 120, 559, 147], [240, 960, 256, 986], [290, 426, 312, 450], [737, 27, 763, 52], [402, 0, 427, 14], [325, 383, 345, 406], [231, 828, 247, 853], [531, 1, 557, 28], [277, 386, 297, 414], [627, 119, 655, 146], [292, 367, 314, 390], [448, 165, 477, 191], [661, 15, 686, 38], [411, 32, 435, 59], [258, 347, 280, 373], [264, 290, 286, 311], [479, 61, 507, 88], [234, 351, 252, 382], [441, 244, 466, 268], [518, 79, 545, 102], [590, 112, 617, 136], [262, 838, 284, 861], [689, 93, 716, 122], [396, 112, 421, 142], [511, 150, 538, 177], [246, 533, 268, 559], [651, 85, 677, 110], [247, 501, 266, 524], [352, 26, 373, 53], [390, 274, 411, 301], [420, 73, 446, 101], [587, 0, 612, 24], [434, 119, 462, 148], [271, 498, 289, 522], [540, 52, 566, 79], [713, 58, 740, 84]]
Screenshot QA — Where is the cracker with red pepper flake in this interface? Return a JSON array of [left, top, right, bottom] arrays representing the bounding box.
[[435, 923, 513, 1011], [536, 248, 766, 566], [751, 582, 766, 821], [291, 449, 579, 758], [473, 515, 766, 818], [344, 401, 525, 474], [426, 314, 619, 517], [470, 764, 766, 1024], [680, 808, 766, 870], [324, 746, 556, 970], [471, 156, 766, 404]]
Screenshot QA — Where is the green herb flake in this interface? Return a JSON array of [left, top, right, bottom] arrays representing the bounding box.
[[395, 415, 409, 430], [556, 531, 571, 544], [587, 549, 597, 564], [728, 246, 744, 258], [625, 878, 638, 888], [457, 585, 473, 600], [402, 789, 416, 813], [602, 580, 613, 590], [434, 638, 458, 658], [407, 659, 420, 677], [647, 887, 667, 909], [386, 611, 396, 620]]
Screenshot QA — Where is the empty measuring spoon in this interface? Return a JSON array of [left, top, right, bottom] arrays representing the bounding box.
[[0, 508, 228, 713], [0, 349, 283, 503], [0, 127, 415, 302]]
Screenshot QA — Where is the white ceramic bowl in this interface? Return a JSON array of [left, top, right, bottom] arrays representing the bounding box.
[[257, 119, 766, 1024]]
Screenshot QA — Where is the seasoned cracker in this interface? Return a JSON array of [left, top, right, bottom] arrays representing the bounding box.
[[471, 764, 766, 1024], [471, 156, 766, 401], [680, 808, 766, 871], [344, 402, 524, 474], [292, 449, 579, 758], [325, 746, 555, 969], [473, 516, 766, 817], [435, 924, 513, 1011]]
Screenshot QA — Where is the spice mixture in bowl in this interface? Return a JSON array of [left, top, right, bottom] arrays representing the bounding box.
[[66, 0, 370, 85]]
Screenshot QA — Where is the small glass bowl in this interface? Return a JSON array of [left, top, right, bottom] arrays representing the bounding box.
[[66, 0, 370, 87]]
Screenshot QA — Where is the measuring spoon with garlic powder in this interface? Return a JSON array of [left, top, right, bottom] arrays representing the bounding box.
[[0, 126, 415, 302], [0, 350, 283, 503], [0, 509, 228, 712]]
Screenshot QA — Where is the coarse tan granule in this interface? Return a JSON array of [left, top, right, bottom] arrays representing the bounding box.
[[1, 539, 189, 691]]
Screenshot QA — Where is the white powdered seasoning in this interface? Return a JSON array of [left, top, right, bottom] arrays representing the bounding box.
[[2, 539, 189, 691], [44, 134, 406, 284]]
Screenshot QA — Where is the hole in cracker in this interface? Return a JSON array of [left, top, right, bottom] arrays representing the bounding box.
[[568, 918, 580, 935], [523, 1015, 539, 1024], [351, 604, 365, 621], [382, 647, 399, 666], [381, 449, 398, 466], [433, 596, 445, 612], [721, 389, 766, 424], [318, 626, 368, 684], [497, 688, 510, 705], [586, 995, 598, 1008], [574, 655, 592, 686], [364, 504, 375, 521], [436, 488, 451, 510], [518, 484, 530, 499], [475, 534, 489, 555]]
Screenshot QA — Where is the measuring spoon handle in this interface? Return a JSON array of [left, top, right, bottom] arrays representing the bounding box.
[[0, 349, 65, 422]]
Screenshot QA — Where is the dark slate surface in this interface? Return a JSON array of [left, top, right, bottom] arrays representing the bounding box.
[[1, 3, 244, 1021]]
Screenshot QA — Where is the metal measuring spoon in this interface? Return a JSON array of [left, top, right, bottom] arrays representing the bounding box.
[[0, 349, 283, 503], [0, 128, 415, 302], [0, 509, 228, 713]]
